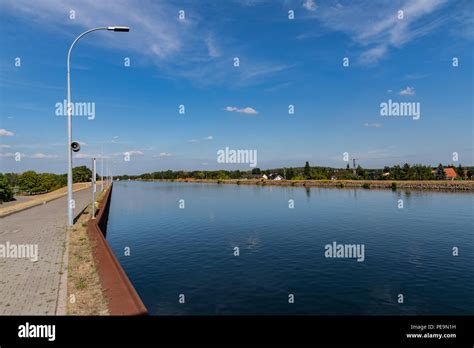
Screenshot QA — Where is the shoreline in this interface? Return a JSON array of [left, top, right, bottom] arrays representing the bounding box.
[[136, 178, 474, 192]]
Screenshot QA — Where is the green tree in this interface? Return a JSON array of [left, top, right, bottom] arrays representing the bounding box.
[[435, 164, 446, 180], [390, 165, 402, 180], [356, 165, 368, 179], [19, 171, 40, 193], [455, 164, 464, 178], [229, 170, 242, 179], [286, 167, 295, 180], [216, 170, 230, 180], [38, 173, 59, 192], [194, 171, 205, 179], [413, 164, 434, 180], [402, 163, 411, 180], [0, 173, 14, 202], [5, 173, 20, 187], [304, 161, 311, 179], [251, 168, 261, 175], [72, 166, 92, 183]]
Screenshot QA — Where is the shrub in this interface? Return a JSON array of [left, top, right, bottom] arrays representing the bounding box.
[[19, 171, 40, 194], [291, 175, 306, 180], [0, 173, 14, 203]]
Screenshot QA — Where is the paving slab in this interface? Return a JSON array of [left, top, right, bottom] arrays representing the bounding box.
[[0, 186, 101, 315]]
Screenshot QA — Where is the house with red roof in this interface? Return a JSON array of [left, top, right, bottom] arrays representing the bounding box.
[[432, 167, 458, 180]]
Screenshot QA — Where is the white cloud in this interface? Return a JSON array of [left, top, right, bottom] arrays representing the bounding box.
[[0, 144, 11, 148], [303, 0, 317, 12], [307, 0, 450, 63], [1, 0, 184, 60], [1, 0, 284, 86], [240, 107, 258, 114], [0, 152, 16, 157], [364, 123, 382, 128], [30, 153, 59, 159], [359, 45, 388, 64], [73, 153, 93, 159], [224, 106, 258, 115], [205, 35, 220, 58], [176, 56, 290, 87], [154, 152, 173, 158], [74, 153, 110, 159], [0, 128, 14, 137], [188, 135, 213, 143], [120, 150, 144, 156], [399, 86, 416, 96]]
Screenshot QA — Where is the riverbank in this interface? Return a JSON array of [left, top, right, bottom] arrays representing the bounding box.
[[137, 178, 474, 191], [67, 187, 109, 315], [83, 184, 148, 315]]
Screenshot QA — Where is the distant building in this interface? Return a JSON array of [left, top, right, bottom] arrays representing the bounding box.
[[265, 173, 284, 180], [432, 167, 458, 180], [444, 168, 458, 180]]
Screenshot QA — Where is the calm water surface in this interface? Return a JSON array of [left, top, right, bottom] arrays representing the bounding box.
[[106, 181, 474, 315]]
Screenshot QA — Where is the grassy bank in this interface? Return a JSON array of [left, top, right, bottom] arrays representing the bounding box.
[[141, 178, 474, 191], [67, 188, 109, 315]]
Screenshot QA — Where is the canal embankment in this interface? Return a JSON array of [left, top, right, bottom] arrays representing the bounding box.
[[83, 184, 147, 315], [139, 178, 474, 192]]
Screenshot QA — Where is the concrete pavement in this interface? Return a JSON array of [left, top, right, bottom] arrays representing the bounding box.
[[0, 186, 99, 315]]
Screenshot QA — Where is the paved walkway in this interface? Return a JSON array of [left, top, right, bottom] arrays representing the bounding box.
[[0, 186, 100, 315]]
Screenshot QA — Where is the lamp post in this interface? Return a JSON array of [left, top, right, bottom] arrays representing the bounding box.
[[91, 157, 96, 219], [67, 26, 129, 226]]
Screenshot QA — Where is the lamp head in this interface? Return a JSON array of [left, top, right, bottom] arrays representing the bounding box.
[[107, 26, 130, 32]]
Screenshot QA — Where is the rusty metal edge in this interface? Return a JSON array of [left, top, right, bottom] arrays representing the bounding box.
[[86, 184, 148, 316]]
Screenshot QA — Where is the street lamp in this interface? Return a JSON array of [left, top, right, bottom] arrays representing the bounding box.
[[67, 26, 130, 226]]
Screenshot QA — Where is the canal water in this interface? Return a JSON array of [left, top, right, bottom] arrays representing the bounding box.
[[106, 181, 473, 315]]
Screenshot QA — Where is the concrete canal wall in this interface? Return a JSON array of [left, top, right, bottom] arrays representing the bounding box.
[[86, 184, 147, 315]]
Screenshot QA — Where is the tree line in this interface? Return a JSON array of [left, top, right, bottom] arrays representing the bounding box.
[[2, 163, 471, 203], [115, 162, 472, 182], [0, 166, 93, 203]]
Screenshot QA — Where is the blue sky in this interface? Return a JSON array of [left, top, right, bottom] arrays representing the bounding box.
[[0, 0, 473, 175]]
